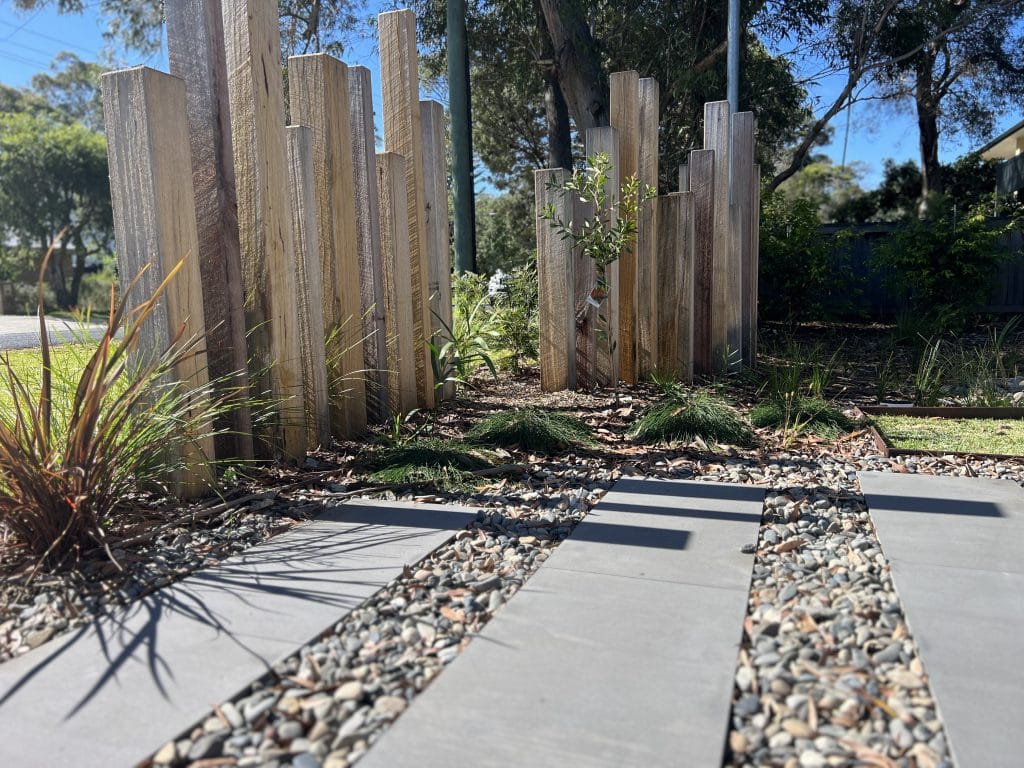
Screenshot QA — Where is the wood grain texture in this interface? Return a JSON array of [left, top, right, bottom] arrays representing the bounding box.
[[285, 125, 331, 448], [165, 0, 252, 461], [730, 112, 756, 368], [689, 148, 716, 377], [288, 53, 367, 438], [379, 9, 434, 409], [420, 99, 454, 400], [703, 101, 735, 372], [636, 76, 659, 380], [675, 191, 695, 382], [101, 66, 214, 497], [609, 71, 639, 384], [348, 65, 389, 422], [653, 194, 678, 376], [222, 0, 307, 460], [750, 162, 761, 366], [535, 168, 576, 392], [572, 193, 597, 391], [376, 152, 418, 416], [678, 164, 689, 192], [585, 126, 620, 389]]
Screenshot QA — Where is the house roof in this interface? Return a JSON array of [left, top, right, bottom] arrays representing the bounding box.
[[979, 118, 1024, 160]]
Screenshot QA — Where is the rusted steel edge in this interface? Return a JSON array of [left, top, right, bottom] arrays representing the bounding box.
[[851, 406, 1024, 462]]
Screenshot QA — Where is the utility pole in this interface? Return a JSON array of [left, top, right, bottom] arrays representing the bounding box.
[[447, 0, 477, 273], [727, 0, 740, 113]]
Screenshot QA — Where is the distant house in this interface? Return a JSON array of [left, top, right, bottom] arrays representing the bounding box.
[[979, 119, 1024, 195]]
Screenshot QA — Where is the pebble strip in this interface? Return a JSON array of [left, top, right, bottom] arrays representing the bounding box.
[[147, 481, 608, 768]]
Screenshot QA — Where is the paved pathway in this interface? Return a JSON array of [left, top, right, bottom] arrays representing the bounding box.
[[0, 314, 109, 350], [360, 478, 765, 768], [0, 500, 476, 768], [859, 472, 1024, 768]]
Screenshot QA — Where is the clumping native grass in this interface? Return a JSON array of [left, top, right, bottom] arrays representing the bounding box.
[[631, 388, 754, 447], [367, 438, 490, 490], [751, 395, 854, 439], [468, 407, 596, 453], [873, 415, 1024, 456]]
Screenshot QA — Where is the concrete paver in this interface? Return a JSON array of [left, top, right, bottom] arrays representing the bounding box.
[[360, 478, 764, 768], [0, 314, 109, 350], [859, 471, 1024, 768], [0, 499, 476, 768]]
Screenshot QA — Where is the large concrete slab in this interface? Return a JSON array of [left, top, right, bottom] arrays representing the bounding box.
[[859, 472, 1024, 768], [0, 315, 110, 350], [360, 478, 764, 768], [0, 499, 476, 768]]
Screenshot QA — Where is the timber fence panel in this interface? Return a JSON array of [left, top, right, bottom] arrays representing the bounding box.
[[690, 148, 716, 377], [348, 65, 389, 423], [165, 0, 252, 460], [379, 9, 434, 409], [585, 126, 621, 389], [653, 194, 679, 377], [222, 0, 306, 460], [101, 66, 214, 496], [610, 70, 640, 384], [285, 125, 332, 448], [636, 76, 660, 380], [573, 194, 597, 391], [376, 152, 419, 416], [535, 168, 576, 392], [703, 101, 736, 373], [288, 53, 367, 439], [730, 112, 756, 368], [676, 191, 695, 382]]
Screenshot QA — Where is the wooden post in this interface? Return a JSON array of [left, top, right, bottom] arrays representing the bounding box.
[[348, 65, 389, 422], [421, 99, 454, 400], [285, 125, 331, 448], [376, 152, 419, 416], [653, 192, 694, 382], [637, 76, 660, 379], [585, 126, 620, 389], [536, 168, 576, 392], [573, 194, 597, 391], [731, 112, 756, 368], [690, 148, 716, 377], [675, 191, 695, 382], [288, 54, 367, 439], [678, 164, 690, 192], [101, 66, 214, 497], [165, 0, 252, 461], [609, 71, 639, 385], [379, 9, 434, 409], [222, 0, 307, 460], [703, 101, 737, 372], [750, 162, 761, 366]]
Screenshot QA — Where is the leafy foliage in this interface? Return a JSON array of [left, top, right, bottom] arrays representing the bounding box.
[[491, 262, 540, 374], [475, 188, 536, 274], [631, 386, 754, 447], [429, 272, 499, 393], [468, 407, 595, 454]]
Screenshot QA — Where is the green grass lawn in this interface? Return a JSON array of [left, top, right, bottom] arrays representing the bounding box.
[[873, 414, 1024, 456], [0, 344, 96, 417]]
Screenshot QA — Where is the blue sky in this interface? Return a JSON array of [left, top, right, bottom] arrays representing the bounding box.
[[0, 2, 1020, 190]]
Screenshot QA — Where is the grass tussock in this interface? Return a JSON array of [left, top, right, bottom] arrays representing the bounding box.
[[468, 407, 596, 453], [631, 388, 754, 447], [750, 395, 854, 439], [366, 438, 490, 490]]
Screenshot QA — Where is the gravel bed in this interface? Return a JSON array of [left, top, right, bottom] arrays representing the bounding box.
[[147, 476, 609, 768]]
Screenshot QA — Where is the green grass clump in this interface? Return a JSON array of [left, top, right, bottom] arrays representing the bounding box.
[[873, 415, 1024, 456], [468, 407, 596, 453], [631, 388, 754, 447], [366, 438, 490, 490], [751, 395, 854, 439]]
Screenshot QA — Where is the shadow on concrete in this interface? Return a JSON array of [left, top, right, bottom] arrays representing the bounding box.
[[863, 494, 1005, 518]]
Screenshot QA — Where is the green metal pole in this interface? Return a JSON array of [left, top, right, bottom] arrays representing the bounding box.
[[447, 0, 477, 273]]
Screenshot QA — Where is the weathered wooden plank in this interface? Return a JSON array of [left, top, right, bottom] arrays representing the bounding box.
[[420, 99, 454, 401], [731, 112, 756, 368], [165, 0, 252, 461], [585, 126, 620, 389], [750, 162, 761, 366], [653, 194, 678, 377], [101, 66, 214, 497], [379, 9, 434, 409], [535, 168, 576, 392], [690, 148, 716, 377], [288, 53, 367, 439], [285, 125, 331, 448], [676, 191, 695, 382], [703, 101, 736, 372], [376, 152, 419, 416], [678, 164, 689, 192], [636, 76, 659, 380], [609, 71, 639, 385], [222, 0, 307, 460], [348, 65, 389, 423], [573, 194, 597, 391]]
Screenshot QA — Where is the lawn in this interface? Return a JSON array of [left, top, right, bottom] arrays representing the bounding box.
[[0, 344, 95, 416], [873, 414, 1024, 456]]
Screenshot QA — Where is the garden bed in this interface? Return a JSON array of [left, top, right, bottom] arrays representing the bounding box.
[[856, 404, 1024, 459]]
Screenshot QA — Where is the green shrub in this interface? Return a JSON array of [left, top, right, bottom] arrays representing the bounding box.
[[750, 395, 853, 439], [366, 438, 490, 490], [430, 271, 499, 392], [468, 407, 595, 453], [631, 387, 753, 446], [492, 262, 540, 373]]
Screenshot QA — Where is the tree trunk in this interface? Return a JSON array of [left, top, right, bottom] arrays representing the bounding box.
[[69, 231, 88, 308], [544, 70, 573, 169], [538, 0, 608, 133], [915, 53, 943, 216], [46, 236, 72, 310]]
